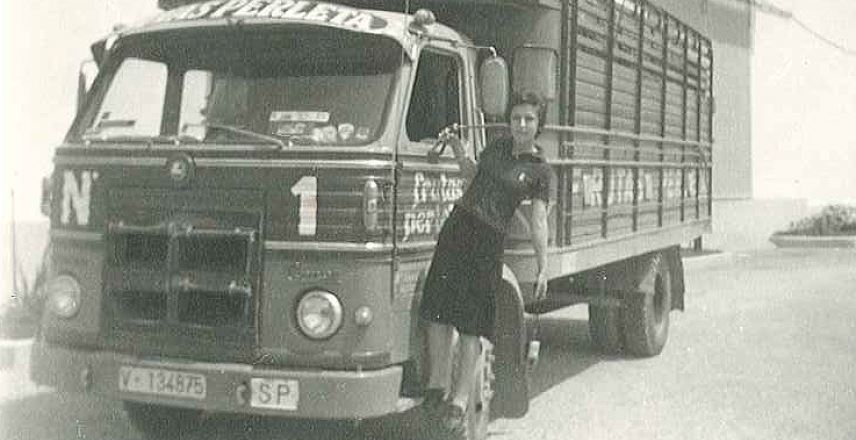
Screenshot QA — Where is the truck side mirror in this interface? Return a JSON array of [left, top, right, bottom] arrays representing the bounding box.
[[512, 46, 558, 101], [480, 55, 509, 118], [76, 60, 98, 116]]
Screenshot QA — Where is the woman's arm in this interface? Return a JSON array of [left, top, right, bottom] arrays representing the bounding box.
[[531, 199, 549, 299]]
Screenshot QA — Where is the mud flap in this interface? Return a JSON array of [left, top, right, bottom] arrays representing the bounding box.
[[666, 247, 685, 311]]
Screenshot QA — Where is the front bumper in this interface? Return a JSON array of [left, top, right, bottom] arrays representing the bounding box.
[[30, 340, 404, 419]]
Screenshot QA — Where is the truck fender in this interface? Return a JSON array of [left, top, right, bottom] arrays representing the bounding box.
[[491, 265, 530, 419], [601, 246, 684, 311]]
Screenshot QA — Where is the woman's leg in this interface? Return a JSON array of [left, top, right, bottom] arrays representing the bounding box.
[[426, 321, 454, 393], [449, 332, 481, 411]]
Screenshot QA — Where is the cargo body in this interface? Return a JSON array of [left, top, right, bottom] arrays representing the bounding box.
[[33, 0, 712, 437]]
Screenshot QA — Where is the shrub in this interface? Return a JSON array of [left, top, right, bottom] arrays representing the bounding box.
[[777, 205, 856, 236], [0, 245, 49, 339]]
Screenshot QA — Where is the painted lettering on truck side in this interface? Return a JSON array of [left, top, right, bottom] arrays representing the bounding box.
[[60, 170, 99, 226], [572, 167, 699, 208], [153, 0, 388, 32], [401, 172, 465, 242]]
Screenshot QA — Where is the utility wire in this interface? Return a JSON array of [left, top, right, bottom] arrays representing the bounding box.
[[732, 0, 856, 57], [791, 16, 856, 57]]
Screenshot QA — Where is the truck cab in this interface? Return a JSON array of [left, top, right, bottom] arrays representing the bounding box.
[[34, 2, 504, 435]]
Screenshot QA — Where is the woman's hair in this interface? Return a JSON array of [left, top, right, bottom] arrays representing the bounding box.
[[508, 90, 547, 134]]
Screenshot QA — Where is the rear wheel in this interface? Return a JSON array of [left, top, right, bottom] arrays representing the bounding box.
[[587, 270, 624, 354], [622, 252, 672, 357], [588, 297, 623, 354], [123, 401, 203, 439]]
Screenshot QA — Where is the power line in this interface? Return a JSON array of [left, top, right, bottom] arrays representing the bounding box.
[[732, 0, 856, 57], [791, 16, 856, 57]]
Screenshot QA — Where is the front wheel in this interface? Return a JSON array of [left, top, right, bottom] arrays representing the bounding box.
[[465, 340, 494, 440], [423, 337, 494, 440], [123, 401, 203, 439]]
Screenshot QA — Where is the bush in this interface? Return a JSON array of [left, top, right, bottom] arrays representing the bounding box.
[[777, 205, 856, 236], [0, 245, 49, 339]]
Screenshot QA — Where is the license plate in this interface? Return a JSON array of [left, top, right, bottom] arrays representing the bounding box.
[[119, 366, 206, 400], [250, 378, 299, 410]]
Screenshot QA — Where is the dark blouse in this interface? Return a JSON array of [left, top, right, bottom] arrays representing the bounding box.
[[457, 137, 555, 233]]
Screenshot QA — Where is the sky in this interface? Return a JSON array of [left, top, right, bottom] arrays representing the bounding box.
[[1, 0, 856, 224], [2, 1, 160, 223]]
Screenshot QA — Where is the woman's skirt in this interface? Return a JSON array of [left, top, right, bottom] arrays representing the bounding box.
[[419, 206, 503, 339]]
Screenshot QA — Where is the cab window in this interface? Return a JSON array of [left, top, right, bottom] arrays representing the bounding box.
[[88, 58, 167, 137], [406, 50, 462, 143]]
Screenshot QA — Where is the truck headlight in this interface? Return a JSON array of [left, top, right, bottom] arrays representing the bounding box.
[[46, 275, 82, 318], [296, 290, 343, 340]]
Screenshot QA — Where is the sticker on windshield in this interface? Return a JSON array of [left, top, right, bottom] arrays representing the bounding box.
[[355, 127, 371, 141], [270, 111, 330, 123], [274, 122, 310, 136], [321, 125, 337, 143], [338, 123, 355, 141]]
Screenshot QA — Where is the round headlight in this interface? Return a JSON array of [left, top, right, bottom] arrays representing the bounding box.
[[296, 290, 343, 340], [46, 275, 82, 318]]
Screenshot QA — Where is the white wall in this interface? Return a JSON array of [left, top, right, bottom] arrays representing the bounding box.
[[751, 0, 856, 206]]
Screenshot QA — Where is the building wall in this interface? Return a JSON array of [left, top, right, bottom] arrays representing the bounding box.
[[651, 0, 754, 200]]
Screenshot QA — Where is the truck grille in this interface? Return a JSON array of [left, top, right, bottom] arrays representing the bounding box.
[[114, 290, 167, 321], [107, 221, 257, 326], [102, 194, 262, 359]]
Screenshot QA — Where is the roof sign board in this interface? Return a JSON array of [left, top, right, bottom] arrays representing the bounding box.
[[151, 0, 389, 32]]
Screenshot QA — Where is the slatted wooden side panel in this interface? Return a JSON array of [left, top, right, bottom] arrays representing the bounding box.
[[557, 0, 713, 247]]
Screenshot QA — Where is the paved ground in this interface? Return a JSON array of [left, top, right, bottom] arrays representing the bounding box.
[[491, 248, 856, 440], [2, 248, 855, 439]]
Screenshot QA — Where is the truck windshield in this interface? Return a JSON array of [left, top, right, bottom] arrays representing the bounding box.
[[80, 29, 403, 147]]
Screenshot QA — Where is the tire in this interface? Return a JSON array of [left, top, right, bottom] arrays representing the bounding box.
[[622, 252, 672, 357], [465, 340, 493, 440], [424, 337, 493, 440], [123, 401, 203, 439], [588, 299, 623, 354]]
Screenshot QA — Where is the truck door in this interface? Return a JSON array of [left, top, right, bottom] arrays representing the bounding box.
[[398, 46, 472, 243]]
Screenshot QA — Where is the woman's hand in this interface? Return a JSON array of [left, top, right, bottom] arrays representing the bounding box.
[[534, 270, 548, 300], [530, 199, 549, 300]]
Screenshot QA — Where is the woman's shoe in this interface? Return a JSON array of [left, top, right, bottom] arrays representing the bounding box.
[[440, 402, 467, 438], [422, 388, 446, 416]]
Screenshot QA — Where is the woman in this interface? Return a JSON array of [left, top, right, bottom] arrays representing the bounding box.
[[419, 91, 554, 432]]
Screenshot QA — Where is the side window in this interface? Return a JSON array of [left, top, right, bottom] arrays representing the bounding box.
[[406, 50, 462, 142], [179, 70, 213, 132], [89, 58, 167, 136]]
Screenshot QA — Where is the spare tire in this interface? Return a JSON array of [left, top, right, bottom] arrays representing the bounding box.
[[622, 252, 672, 357]]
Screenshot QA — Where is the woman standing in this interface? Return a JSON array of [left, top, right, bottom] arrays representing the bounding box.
[[419, 91, 554, 433]]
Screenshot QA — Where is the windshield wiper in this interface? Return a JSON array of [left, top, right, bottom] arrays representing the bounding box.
[[82, 124, 286, 150], [80, 133, 201, 146], [186, 122, 285, 150]]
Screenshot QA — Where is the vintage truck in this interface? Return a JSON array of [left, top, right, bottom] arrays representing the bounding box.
[[32, 0, 713, 438]]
